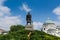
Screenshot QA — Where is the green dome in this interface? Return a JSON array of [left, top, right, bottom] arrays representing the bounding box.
[[43, 18, 55, 25], [45, 18, 54, 23]]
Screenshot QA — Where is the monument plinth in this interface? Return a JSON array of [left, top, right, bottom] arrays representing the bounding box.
[[25, 12, 33, 31], [25, 24, 33, 31]]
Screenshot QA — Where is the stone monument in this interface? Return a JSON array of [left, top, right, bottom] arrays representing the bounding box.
[[25, 12, 33, 31]]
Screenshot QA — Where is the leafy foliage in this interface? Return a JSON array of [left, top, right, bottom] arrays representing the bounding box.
[[10, 25, 25, 32], [0, 25, 60, 40]]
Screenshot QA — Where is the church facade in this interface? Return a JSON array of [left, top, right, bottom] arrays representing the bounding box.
[[42, 19, 60, 37]]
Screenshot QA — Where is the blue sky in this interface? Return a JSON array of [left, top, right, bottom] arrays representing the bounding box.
[[0, 0, 60, 31], [4, 0, 60, 22]]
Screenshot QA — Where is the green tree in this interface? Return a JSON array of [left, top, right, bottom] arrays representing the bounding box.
[[10, 25, 25, 32], [0, 25, 60, 40]]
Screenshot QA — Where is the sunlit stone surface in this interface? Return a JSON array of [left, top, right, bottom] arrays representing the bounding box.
[[25, 24, 33, 31], [42, 19, 60, 37]]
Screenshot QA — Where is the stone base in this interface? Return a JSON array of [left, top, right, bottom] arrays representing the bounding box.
[[25, 25, 33, 31]]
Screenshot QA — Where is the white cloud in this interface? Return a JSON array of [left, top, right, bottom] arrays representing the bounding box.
[[33, 22, 43, 30], [0, 0, 11, 17], [57, 16, 60, 20], [0, 6, 11, 16], [0, 16, 21, 31], [0, 0, 6, 5], [20, 3, 31, 12], [0, 0, 21, 31], [53, 6, 60, 15], [54, 21, 60, 26], [53, 6, 60, 26]]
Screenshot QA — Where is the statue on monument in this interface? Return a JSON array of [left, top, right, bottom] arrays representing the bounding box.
[[26, 12, 32, 25], [25, 12, 33, 31]]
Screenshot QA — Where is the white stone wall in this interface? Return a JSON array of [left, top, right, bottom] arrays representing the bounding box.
[[42, 23, 59, 36], [25, 25, 33, 31]]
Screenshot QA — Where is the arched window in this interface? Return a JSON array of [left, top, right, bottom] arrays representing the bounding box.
[[44, 28, 45, 30]]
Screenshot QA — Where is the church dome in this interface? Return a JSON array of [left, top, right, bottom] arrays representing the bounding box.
[[45, 18, 54, 24], [43, 18, 55, 25], [45, 20, 54, 23]]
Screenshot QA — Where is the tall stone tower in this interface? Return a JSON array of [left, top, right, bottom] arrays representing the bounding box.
[[25, 12, 33, 31]]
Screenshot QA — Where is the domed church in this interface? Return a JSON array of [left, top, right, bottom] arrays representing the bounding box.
[[42, 18, 60, 36]]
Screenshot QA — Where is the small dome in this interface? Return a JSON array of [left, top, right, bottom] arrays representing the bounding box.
[[45, 20, 54, 23], [45, 18, 54, 24]]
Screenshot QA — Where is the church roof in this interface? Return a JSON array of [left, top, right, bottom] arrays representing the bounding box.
[[45, 18, 54, 24], [43, 18, 55, 25]]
